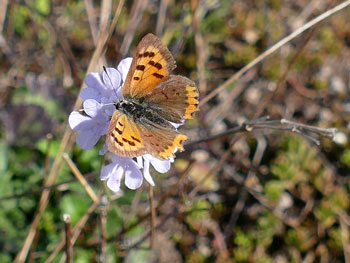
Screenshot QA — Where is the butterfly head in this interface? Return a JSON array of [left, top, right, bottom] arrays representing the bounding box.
[[115, 99, 137, 114]]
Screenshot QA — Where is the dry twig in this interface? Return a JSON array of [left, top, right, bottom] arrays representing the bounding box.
[[63, 214, 73, 263]]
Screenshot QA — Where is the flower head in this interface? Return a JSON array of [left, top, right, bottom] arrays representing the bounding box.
[[69, 58, 173, 192]]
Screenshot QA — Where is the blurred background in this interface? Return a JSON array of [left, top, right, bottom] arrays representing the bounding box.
[[1, 0, 350, 262]]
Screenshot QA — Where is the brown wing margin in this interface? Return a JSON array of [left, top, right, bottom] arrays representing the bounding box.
[[122, 33, 177, 98]]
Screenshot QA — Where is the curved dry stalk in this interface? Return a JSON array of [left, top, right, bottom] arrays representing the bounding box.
[[186, 118, 336, 147], [63, 214, 73, 263], [63, 153, 99, 203], [149, 185, 156, 249], [200, 0, 350, 106]]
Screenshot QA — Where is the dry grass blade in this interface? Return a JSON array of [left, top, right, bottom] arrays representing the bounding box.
[[0, 0, 8, 33], [339, 211, 350, 263], [84, 0, 98, 44], [118, 0, 149, 59], [193, 1, 208, 96], [156, 0, 168, 36], [63, 153, 99, 202], [99, 196, 108, 263], [199, 0, 350, 106], [63, 214, 73, 263], [149, 185, 155, 249]]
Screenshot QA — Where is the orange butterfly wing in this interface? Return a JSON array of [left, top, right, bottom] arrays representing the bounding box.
[[106, 111, 147, 158], [136, 121, 188, 160], [122, 33, 176, 98], [107, 34, 199, 160]]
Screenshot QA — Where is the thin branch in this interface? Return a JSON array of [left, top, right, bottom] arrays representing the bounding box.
[[193, 0, 208, 96], [101, 0, 125, 57], [0, 173, 96, 202], [339, 211, 350, 263], [0, 0, 8, 33], [156, 0, 168, 36], [122, 208, 177, 251], [149, 185, 155, 249], [118, 0, 149, 60], [224, 134, 267, 240], [186, 118, 337, 147], [99, 196, 108, 263], [84, 0, 98, 44], [63, 153, 99, 203], [187, 118, 336, 200], [63, 214, 73, 263]]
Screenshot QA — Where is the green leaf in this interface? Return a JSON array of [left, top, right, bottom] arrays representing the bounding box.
[[35, 0, 51, 15], [59, 194, 90, 226]]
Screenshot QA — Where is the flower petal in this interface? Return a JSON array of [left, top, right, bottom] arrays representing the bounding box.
[[99, 144, 108, 155], [144, 154, 172, 173], [76, 129, 101, 150], [100, 162, 116, 180], [80, 86, 100, 101], [142, 158, 155, 186], [84, 99, 102, 118], [137, 156, 143, 168], [107, 168, 124, 192], [101, 161, 125, 192], [103, 67, 122, 93], [117, 57, 132, 83], [68, 111, 92, 130], [125, 166, 143, 190], [85, 72, 106, 95]]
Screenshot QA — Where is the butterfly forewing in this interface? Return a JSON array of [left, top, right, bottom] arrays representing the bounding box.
[[123, 34, 176, 98]]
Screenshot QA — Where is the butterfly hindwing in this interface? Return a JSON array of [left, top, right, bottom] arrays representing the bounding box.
[[136, 121, 188, 160], [107, 111, 147, 158], [144, 75, 200, 123], [122, 34, 176, 98]]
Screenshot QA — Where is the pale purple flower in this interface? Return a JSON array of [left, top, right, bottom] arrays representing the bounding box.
[[137, 154, 173, 186], [69, 57, 175, 192], [101, 155, 143, 192]]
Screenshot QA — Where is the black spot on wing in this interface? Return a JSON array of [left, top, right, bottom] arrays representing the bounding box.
[[136, 65, 145, 71], [112, 134, 123, 146], [153, 73, 164, 79], [131, 136, 142, 143], [149, 60, 162, 70], [115, 127, 122, 135]]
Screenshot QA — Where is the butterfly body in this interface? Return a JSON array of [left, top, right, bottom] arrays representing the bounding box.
[[107, 34, 199, 160], [115, 97, 175, 131]]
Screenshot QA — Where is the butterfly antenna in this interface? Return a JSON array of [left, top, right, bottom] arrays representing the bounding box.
[[78, 102, 116, 112], [103, 66, 120, 101]]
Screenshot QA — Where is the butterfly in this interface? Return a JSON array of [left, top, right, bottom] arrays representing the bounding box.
[[106, 33, 199, 160]]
